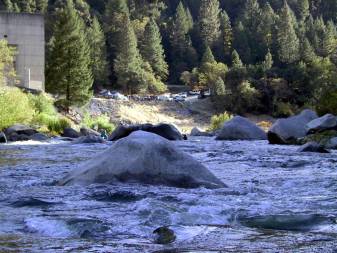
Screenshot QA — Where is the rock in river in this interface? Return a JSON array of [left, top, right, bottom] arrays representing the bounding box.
[[109, 123, 183, 141], [216, 116, 267, 140], [297, 142, 329, 153], [305, 114, 337, 134], [268, 110, 318, 144], [59, 131, 225, 189]]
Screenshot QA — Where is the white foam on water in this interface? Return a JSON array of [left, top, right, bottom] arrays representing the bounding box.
[[25, 217, 73, 238]]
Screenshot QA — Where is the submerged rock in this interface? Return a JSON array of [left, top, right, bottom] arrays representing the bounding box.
[[306, 114, 337, 134], [0, 132, 7, 143], [268, 110, 318, 144], [153, 227, 176, 244], [216, 116, 267, 140], [62, 128, 81, 138], [30, 133, 49, 141], [72, 135, 105, 144], [109, 123, 183, 141], [59, 131, 225, 189], [297, 142, 329, 153]]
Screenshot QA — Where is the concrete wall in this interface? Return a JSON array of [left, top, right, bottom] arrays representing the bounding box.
[[0, 12, 45, 91]]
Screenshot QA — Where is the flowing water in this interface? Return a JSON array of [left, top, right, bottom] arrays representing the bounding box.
[[0, 137, 337, 252]]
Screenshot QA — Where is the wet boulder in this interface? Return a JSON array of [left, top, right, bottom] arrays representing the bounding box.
[[268, 110, 318, 144], [0, 132, 7, 143], [153, 227, 176, 244], [73, 135, 105, 144], [62, 127, 81, 138], [306, 114, 337, 134], [60, 131, 225, 189], [109, 123, 183, 141], [216, 116, 267, 140], [30, 133, 49, 141], [190, 127, 213, 137], [326, 137, 337, 149], [297, 142, 329, 153], [4, 124, 37, 142], [80, 127, 100, 137]]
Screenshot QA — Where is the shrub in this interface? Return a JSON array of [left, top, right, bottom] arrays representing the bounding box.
[[47, 117, 71, 134], [209, 112, 233, 131], [316, 89, 337, 116], [0, 87, 35, 130], [273, 102, 294, 118], [28, 93, 57, 116], [82, 113, 115, 134]]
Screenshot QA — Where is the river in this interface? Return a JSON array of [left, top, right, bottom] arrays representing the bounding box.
[[0, 137, 337, 252]]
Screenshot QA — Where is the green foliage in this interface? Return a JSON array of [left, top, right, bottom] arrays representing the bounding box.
[[209, 112, 233, 131], [82, 113, 115, 133], [300, 130, 337, 146], [28, 93, 56, 116], [47, 117, 71, 134], [0, 87, 35, 130], [0, 40, 16, 86], [317, 89, 337, 116], [46, 0, 93, 107], [273, 101, 294, 117]]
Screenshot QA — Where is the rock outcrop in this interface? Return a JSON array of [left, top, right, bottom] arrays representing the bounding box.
[[109, 123, 183, 141], [216, 116, 267, 140], [306, 114, 337, 134], [80, 127, 100, 137], [0, 132, 7, 143], [268, 110, 318, 144], [60, 131, 225, 189]]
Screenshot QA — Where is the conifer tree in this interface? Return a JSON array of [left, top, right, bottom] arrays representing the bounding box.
[[198, 0, 221, 49], [141, 19, 168, 80], [231, 50, 243, 68], [301, 37, 317, 63], [46, 0, 93, 107], [87, 17, 109, 87], [35, 0, 48, 13], [4, 0, 14, 11], [257, 3, 277, 55], [186, 6, 194, 31], [233, 21, 251, 63], [201, 46, 216, 67], [276, 1, 300, 64], [297, 0, 309, 21], [220, 10, 233, 61], [262, 50, 273, 71]]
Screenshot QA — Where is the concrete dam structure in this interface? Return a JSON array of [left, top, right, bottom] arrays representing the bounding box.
[[0, 12, 45, 91]]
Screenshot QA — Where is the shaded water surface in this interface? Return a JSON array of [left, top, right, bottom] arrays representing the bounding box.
[[0, 138, 337, 252]]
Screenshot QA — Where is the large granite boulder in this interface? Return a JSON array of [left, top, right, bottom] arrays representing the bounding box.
[[297, 142, 329, 153], [268, 110, 318, 144], [60, 131, 225, 189], [30, 133, 49, 141], [109, 123, 183, 141], [306, 114, 337, 134], [62, 127, 81, 138], [73, 135, 105, 144], [4, 124, 38, 142], [190, 127, 213, 137], [216, 116, 267, 140], [0, 132, 7, 143], [80, 127, 100, 137]]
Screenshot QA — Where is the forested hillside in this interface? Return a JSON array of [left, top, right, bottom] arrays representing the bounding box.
[[1, 0, 336, 116]]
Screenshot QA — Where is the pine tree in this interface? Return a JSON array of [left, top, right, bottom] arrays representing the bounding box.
[[4, 0, 14, 11], [185, 6, 194, 31], [35, 0, 48, 13], [220, 10, 233, 61], [276, 1, 300, 64], [233, 21, 251, 63], [297, 0, 309, 21], [141, 19, 168, 80], [114, 15, 143, 93], [201, 46, 216, 67], [46, 0, 93, 107], [198, 0, 221, 49], [87, 17, 109, 87], [231, 50, 243, 68], [301, 37, 317, 63], [262, 50, 273, 71], [170, 2, 197, 82], [257, 3, 277, 55], [321, 21, 336, 57]]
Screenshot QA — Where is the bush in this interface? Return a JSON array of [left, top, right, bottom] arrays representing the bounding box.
[[0, 87, 35, 130], [209, 112, 233, 131], [28, 93, 57, 116], [273, 102, 294, 118], [316, 89, 337, 116], [47, 117, 71, 134], [82, 113, 115, 134]]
